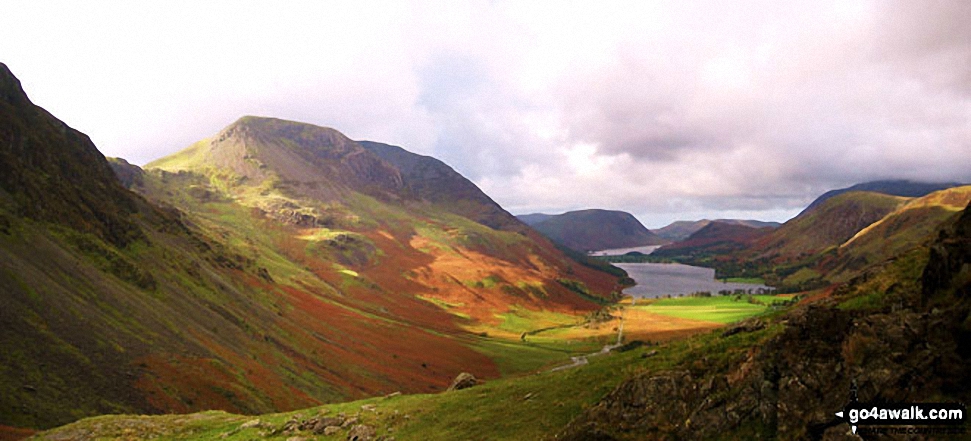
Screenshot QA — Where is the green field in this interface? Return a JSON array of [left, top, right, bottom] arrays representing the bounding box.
[[635, 295, 787, 324], [722, 276, 766, 284]]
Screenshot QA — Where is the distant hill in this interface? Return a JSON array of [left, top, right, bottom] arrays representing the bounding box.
[[652, 221, 774, 259], [654, 219, 781, 242], [801, 179, 963, 215], [525, 209, 667, 252], [517, 213, 555, 226]]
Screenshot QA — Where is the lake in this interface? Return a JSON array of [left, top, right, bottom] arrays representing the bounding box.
[[588, 245, 662, 256], [615, 262, 773, 298]]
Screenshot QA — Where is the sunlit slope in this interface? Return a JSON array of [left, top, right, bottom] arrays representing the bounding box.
[[754, 191, 908, 259], [144, 116, 619, 323], [829, 185, 971, 280]]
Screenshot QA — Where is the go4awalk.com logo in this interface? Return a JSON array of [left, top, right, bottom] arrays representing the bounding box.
[[835, 382, 966, 435]]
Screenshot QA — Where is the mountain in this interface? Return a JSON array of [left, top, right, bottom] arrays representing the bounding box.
[[654, 219, 781, 242], [525, 209, 668, 252], [147, 116, 406, 203], [357, 141, 524, 232], [0, 63, 142, 248], [141, 116, 622, 385], [516, 213, 555, 226], [828, 185, 971, 280], [801, 179, 963, 215], [1, 63, 290, 429], [754, 191, 907, 259], [0, 65, 621, 434], [652, 221, 774, 259]]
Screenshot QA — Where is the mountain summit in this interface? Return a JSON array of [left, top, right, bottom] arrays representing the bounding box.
[[149, 116, 405, 201]]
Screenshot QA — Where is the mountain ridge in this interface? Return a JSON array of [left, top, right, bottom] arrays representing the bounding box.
[[358, 140, 525, 232], [800, 179, 964, 216]]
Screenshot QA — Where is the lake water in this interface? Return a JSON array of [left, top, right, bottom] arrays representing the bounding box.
[[588, 245, 662, 256], [615, 262, 773, 298]]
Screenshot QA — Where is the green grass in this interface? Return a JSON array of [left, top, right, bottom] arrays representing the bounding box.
[[836, 291, 885, 311], [471, 337, 600, 376], [145, 139, 211, 172], [493, 307, 580, 335], [723, 277, 766, 284], [637, 295, 786, 324]]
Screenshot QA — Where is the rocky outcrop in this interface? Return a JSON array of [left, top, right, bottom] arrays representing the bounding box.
[[447, 372, 478, 391], [922, 201, 971, 301]]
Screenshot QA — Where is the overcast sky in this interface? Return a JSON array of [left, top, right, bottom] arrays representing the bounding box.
[[3, 1, 969, 227]]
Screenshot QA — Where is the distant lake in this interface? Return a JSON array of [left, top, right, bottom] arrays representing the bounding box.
[[588, 245, 662, 256], [616, 263, 773, 298]]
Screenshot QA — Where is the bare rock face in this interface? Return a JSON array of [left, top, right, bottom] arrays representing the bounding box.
[[447, 372, 478, 391]]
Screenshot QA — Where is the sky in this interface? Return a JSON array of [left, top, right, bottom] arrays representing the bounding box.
[[2, 1, 969, 228]]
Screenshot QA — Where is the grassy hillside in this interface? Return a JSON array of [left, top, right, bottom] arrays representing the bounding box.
[[755, 191, 908, 259]]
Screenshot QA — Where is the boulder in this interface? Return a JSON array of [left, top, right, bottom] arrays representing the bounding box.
[[347, 424, 376, 441], [447, 372, 478, 391]]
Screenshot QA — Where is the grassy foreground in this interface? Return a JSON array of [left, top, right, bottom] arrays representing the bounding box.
[[33, 323, 781, 441], [31, 293, 789, 440]]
